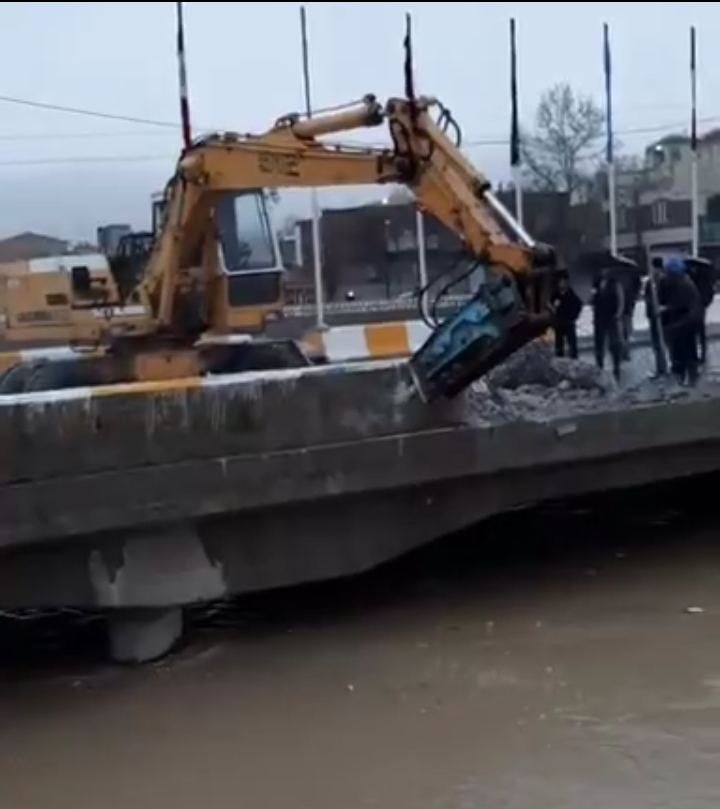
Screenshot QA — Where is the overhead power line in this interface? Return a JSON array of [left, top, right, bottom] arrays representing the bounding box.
[[0, 130, 160, 142], [0, 93, 179, 129], [0, 91, 717, 167], [0, 114, 713, 145], [1, 91, 718, 143], [465, 116, 720, 147], [0, 130, 180, 142], [0, 155, 172, 167]]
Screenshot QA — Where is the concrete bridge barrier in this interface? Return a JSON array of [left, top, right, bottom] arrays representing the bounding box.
[[0, 361, 457, 493]]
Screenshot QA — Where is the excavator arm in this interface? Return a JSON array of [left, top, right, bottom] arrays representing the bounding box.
[[383, 98, 557, 400]]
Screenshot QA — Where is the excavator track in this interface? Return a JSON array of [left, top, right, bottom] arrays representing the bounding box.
[[0, 339, 312, 395]]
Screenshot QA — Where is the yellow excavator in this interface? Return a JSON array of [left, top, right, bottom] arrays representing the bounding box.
[[0, 24, 557, 402]]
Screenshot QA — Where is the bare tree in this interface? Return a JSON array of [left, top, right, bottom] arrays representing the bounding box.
[[522, 84, 605, 199], [584, 153, 643, 203]]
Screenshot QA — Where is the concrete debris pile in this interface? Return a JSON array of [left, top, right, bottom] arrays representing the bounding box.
[[486, 341, 615, 394], [459, 342, 616, 426], [460, 341, 720, 427]]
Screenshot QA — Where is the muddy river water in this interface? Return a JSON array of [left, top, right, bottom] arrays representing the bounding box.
[[1, 477, 719, 808]]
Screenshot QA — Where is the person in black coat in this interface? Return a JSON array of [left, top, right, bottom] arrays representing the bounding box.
[[620, 265, 642, 361], [644, 267, 668, 377], [590, 266, 624, 380], [551, 274, 583, 358], [685, 257, 715, 364], [657, 256, 702, 385]]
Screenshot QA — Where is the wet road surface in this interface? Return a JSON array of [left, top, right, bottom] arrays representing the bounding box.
[[1, 476, 720, 808]]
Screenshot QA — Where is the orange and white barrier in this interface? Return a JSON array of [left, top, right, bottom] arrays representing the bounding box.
[[302, 320, 433, 363]]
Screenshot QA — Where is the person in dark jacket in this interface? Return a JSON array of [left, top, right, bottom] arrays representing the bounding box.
[[620, 266, 642, 361], [552, 274, 583, 358], [591, 266, 624, 380], [644, 267, 668, 377], [657, 256, 702, 385], [685, 257, 715, 364]]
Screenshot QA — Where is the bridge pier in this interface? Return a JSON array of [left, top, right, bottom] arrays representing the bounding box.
[[108, 607, 183, 664]]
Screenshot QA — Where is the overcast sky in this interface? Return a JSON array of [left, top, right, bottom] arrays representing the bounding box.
[[0, 2, 715, 241]]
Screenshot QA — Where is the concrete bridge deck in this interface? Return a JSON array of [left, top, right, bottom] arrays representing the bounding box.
[[3, 349, 720, 660]]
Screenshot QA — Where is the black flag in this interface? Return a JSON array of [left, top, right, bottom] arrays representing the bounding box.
[[509, 18, 520, 167], [175, 1, 192, 149]]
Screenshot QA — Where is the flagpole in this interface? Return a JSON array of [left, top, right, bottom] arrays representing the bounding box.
[[603, 23, 617, 254], [402, 13, 428, 293], [299, 5, 326, 328], [175, 1, 192, 150], [415, 208, 428, 291], [690, 25, 700, 257], [607, 167, 618, 255], [509, 18, 523, 227]]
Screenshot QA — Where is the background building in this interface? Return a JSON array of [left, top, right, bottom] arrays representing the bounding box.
[[282, 188, 605, 303], [611, 130, 720, 264], [0, 232, 69, 262]]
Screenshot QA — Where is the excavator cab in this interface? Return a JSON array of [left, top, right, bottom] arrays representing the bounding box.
[[107, 231, 155, 300], [213, 190, 286, 331], [137, 184, 287, 338]]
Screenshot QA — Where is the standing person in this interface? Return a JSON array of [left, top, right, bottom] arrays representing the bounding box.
[[685, 257, 715, 364], [620, 264, 642, 361], [644, 264, 668, 378], [657, 256, 702, 386], [552, 274, 583, 359], [591, 266, 624, 381]]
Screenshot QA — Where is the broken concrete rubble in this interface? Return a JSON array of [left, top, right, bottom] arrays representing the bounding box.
[[461, 341, 720, 427], [487, 341, 615, 393]]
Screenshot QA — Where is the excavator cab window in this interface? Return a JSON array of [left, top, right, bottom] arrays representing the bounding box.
[[109, 232, 155, 300], [70, 264, 109, 305], [215, 190, 284, 307], [70, 265, 92, 295], [151, 196, 166, 236], [215, 191, 278, 273]]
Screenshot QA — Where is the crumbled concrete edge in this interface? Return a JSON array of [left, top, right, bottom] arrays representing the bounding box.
[[459, 342, 720, 428]]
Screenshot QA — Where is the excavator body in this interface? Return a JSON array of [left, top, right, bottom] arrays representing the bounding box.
[[0, 19, 558, 400], [0, 252, 145, 350]]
